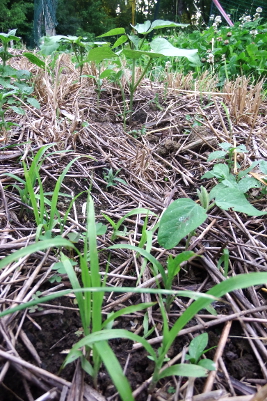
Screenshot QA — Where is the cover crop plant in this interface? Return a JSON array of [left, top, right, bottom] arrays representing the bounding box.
[[98, 20, 200, 122]]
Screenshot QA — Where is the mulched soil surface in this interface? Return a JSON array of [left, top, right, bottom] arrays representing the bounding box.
[[0, 53, 267, 400]]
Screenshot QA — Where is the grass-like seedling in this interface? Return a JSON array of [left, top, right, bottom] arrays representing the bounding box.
[[1, 195, 267, 396], [4, 145, 86, 238]]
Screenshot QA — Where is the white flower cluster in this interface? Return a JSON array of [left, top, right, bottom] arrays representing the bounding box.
[[211, 15, 222, 30], [239, 7, 263, 26]]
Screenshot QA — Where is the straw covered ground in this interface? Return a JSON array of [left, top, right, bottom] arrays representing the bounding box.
[[0, 53, 267, 401]]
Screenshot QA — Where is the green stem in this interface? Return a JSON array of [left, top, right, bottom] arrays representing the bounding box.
[[133, 58, 153, 92]]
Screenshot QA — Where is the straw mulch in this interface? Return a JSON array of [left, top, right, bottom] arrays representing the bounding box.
[[0, 53, 267, 401]]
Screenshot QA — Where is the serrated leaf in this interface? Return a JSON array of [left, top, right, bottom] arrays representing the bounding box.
[[158, 199, 207, 249], [27, 97, 40, 109]]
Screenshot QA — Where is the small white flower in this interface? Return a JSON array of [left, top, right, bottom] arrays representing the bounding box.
[[245, 15, 251, 21], [215, 15, 222, 22], [207, 53, 214, 63], [250, 29, 258, 35], [256, 7, 262, 13]]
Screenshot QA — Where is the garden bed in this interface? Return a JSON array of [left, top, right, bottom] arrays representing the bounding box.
[[0, 54, 267, 401]]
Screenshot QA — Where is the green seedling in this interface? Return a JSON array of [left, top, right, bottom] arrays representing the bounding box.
[[102, 207, 156, 241], [1, 195, 267, 396], [4, 146, 83, 237], [217, 248, 230, 277], [0, 29, 20, 67], [202, 148, 267, 216], [206, 142, 248, 170], [103, 167, 127, 188], [185, 333, 216, 371], [98, 20, 200, 123]]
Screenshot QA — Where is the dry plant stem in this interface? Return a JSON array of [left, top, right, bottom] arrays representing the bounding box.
[[218, 357, 236, 396], [184, 377, 195, 401], [191, 390, 227, 400], [213, 98, 229, 138], [250, 384, 267, 401], [203, 321, 232, 393]]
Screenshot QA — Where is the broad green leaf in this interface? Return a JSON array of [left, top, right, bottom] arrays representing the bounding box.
[[10, 106, 25, 115], [198, 359, 216, 371], [219, 142, 232, 150], [112, 35, 128, 48], [40, 36, 63, 55], [122, 48, 163, 60], [151, 20, 188, 30], [98, 28, 125, 37], [87, 47, 117, 63], [158, 199, 207, 249], [150, 38, 200, 64], [95, 222, 107, 235], [23, 52, 45, 69], [127, 34, 140, 49], [188, 333, 208, 363], [131, 20, 152, 34], [27, 97, 41, 109], [212, 163, 230, 179], [207, 150, 226, 162], [201, 171, 215, 179], [159, 363, 208, 380], [221, 175, 239, 189], [259, 160, 267, 175], [237, 176, 261, 192], [211, 186, 266, 216]]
